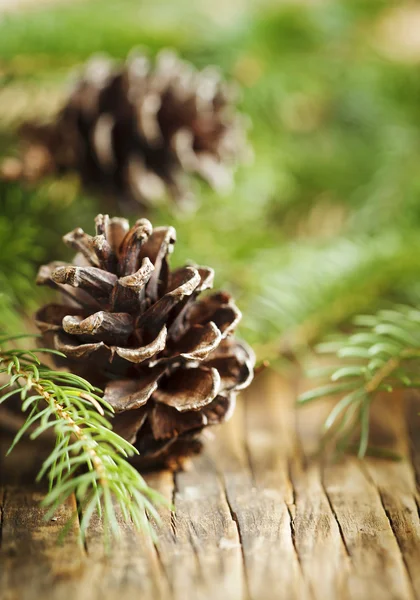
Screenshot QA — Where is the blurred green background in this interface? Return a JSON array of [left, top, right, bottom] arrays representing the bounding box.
[[2, 0, 420, 363]]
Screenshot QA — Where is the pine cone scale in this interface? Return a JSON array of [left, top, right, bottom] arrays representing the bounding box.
[[62, 311, 133, 345], [113, 406, 148, 444], [111, 257, 154, 313], [152, 366, 221, 412], [150, 402, 205, 440], [114, 326, 167, 363], [104, 376, 161, 412], [166, 322, 222, 362], [55, 332, 111, 363]]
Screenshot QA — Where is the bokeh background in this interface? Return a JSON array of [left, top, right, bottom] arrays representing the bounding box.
[[1, 0, 420, 364]]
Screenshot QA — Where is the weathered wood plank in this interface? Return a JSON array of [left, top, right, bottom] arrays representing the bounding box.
[[323, 457, 415, 600], [146, 457, 245, 600], [288, 372, 351, 600], [296, 376, 420, 600], [319, 389, 416, 600], [210, 373, 306, 600], [80, 506, 169, 600], [361, 393, 420, 598], [292, 382, 351, 600], [1, 371, 420, 600], [291, 461, 350, 600], [0, 488, 84, 600], [0, 437, 84, 600]]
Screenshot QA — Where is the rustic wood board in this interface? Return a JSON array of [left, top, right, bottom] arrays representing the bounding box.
[[1, 369, 420, 600]]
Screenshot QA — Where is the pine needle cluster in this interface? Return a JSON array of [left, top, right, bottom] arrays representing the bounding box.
[[0, 334, 166, 541], [300, 305, 420, 457]]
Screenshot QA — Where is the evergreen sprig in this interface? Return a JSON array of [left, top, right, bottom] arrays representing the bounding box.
[[246, 233, 420, 355], [299, 305, 420, 457], [0, 334, 166, 541]]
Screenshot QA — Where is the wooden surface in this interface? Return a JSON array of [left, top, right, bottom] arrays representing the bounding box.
[[1, 370, 420, 600]]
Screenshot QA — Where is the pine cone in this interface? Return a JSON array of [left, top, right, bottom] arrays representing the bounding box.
[[10, 50, 249, 209], [35, 214, 255, 469]]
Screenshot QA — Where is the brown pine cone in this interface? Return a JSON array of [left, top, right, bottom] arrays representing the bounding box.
[[35, 214, 254, 469], [10, 50, 250, 210]]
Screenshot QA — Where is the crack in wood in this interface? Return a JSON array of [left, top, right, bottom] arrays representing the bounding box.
[[186, 520, 207, 586], [170, 471, 177, 540], [0, 488, 6, 550], [282, 503, 316, 600], [378, 490, 416, 600], [287, 459, 297, 510], [243, 399, 256, 487], [320, 472, 352, 559], [285, 503, 301, 567], [221, 478, 250, 600], [415, 497, 420, 522], [152, 540, 173, 599], [284, 461, 315, 600], [285, 459, 305, 569]]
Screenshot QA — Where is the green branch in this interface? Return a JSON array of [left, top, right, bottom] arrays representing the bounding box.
[[299, 305, 420, 457], [0, 334, 166, 541]]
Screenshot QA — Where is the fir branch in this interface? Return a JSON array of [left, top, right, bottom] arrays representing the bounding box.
[[0, 334, 166, 541], [246, 232, 420, 355], [299, 305, 420, 457]]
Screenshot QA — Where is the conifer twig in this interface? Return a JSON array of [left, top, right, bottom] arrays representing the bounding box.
[[0, 334, 167, 541], [299, 305, 420, 457]]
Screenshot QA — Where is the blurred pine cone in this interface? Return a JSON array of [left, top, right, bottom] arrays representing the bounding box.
[[8, 50, 250, 210], [35, 214, 254, 469]]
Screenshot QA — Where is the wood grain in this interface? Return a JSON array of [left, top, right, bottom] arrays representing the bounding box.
[[1, 370, 420, 600]]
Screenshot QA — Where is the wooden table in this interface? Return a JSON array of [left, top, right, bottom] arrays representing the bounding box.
[[1, 370, 420, 600]]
